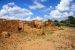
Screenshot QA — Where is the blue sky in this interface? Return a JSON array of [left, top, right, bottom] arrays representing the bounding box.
[[0, 0, 75, 21]]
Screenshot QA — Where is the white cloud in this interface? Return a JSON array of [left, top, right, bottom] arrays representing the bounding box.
[[43, 6, 52, 13], [71, 4, 75, 11], [3, 5, 9, 10], [50, 10, 62, 18], [32, 16, 43, 20], [8, 2, 15, 6], [29, 2, 45, 9], [0, 2, 33, 20], [56, 0, 72, 12], [22, 16, 43, 21], [49, 0, 75, 20]]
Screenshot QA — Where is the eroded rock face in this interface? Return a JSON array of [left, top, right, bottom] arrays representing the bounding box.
[[0, 19, 19, 32], [0, 19, 59, 34]]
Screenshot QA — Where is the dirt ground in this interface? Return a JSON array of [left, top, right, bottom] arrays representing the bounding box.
[[0, 27, 75, 50]]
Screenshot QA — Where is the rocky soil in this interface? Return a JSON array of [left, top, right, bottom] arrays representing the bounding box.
[[0, 27, 75, 50]]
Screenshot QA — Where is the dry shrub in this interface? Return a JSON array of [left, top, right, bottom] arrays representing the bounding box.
[[0, 31, 10, 38]]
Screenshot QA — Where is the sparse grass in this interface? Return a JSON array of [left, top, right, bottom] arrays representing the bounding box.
[[44, 29, 54, 35], [12, 32, 29, 38], [42, 27, 54, 35], [46, 30, 54, 34], [17, 32, 29, 36]]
